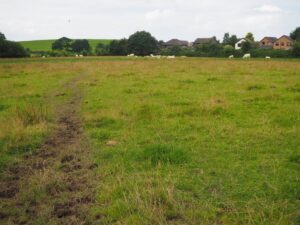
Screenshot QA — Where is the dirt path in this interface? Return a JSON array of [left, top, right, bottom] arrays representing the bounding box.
[[0, 73, 98, 224]]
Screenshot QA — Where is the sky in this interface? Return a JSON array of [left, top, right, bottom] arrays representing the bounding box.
[[0, 0, 299, 42]]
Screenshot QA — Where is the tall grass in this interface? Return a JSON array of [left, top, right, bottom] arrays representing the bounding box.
[[15, 103, 49, 126]]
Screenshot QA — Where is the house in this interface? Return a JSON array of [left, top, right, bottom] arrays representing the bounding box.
[[273, 35, 294, 50], [193, 37, 217, 46], [163, 39, 189, 48], [259, 37, 277, 49], [235, 38, 247, 50]]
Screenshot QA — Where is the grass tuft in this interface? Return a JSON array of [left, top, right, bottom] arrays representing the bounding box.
[[289, 154, 300, 164], [0, 103, 8, 112], [247, 85, 264, 91], [15, 104, 48, 126], [140, 144, 189, 166], [287, 84, 300, 93], [89, 117, 117, 128]]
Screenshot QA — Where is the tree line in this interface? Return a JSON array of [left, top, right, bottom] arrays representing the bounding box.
[[0, 32, 29, 58], [1, 27, 300, 58], [49, 29, 300, 58]]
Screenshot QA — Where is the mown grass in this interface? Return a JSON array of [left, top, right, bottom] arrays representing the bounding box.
[[0, 57, 299, 224], [19, 39, 112, 52]]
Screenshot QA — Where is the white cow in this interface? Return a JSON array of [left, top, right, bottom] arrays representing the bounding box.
[[75, 54, 79, 57], [42, 56, 46, 58], [79, 55, 83, 57], [229, 55, 234, 59], [152, 54, 161, 59], [167, 55, 175, 59], [243, 53, 251, 59], [127, 53, 135, 57], [265, 56, 271, 59]]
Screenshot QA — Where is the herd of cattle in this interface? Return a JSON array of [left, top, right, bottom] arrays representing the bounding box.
[[127, 53, 271, 59], [42, 53, 271, 59]]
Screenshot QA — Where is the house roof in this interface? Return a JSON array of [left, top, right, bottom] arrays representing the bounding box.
[[194, 37, 217, 45], [276, 35, 294, 42], [260, 37, 277, 43], [164, 39, 189, 46]]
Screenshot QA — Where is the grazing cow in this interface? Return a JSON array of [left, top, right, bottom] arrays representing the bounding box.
[[79, 55, 83, 57], [266, 56, 271, 59], [243, 53, 251, 59], [127, 53, 135, 57], [229, 55, 234, 59], [42, 56, 46, 58], [167, 55, 175, 59], [75, 54, 79, 57]]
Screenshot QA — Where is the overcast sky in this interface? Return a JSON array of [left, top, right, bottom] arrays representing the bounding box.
[[0, 0, 299, 42]]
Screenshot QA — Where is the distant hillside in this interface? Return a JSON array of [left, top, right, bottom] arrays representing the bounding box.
[[19, 39, 112, 52]]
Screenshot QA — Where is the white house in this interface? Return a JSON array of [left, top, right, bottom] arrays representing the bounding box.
[[235, 38, 247, 50]]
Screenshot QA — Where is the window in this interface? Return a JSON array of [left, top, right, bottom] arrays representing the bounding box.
[[238, 44, 241, 47], [275, 43, 279, 46], [281, 42, 284, 46], [262, 41, 265, 45]]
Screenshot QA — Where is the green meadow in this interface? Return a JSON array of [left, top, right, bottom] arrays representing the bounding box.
[[0, 57, 299, 224], [19, 39, 112, 52]]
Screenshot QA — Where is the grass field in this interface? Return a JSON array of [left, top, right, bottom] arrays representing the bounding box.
[[0, 57, 300, 224], [19, 39, 112, 52]]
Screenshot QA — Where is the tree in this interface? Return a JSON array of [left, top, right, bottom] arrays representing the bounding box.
[[71, 39, 91, 54], [52, 37, 72, 51], [0, 40, 29, 58], [157, 40, 165, 50], [96, 43, 109, 56], [241, 40, 252, 53], [229, 35, 238, 47], [223, 33, 238, 47], [290, 27, 300, 41], [292, 42, 300, 57], [128, 31, 158, 56], [245, 32, 255, 42], [108, 39, 128, 55], [222, 33, 230, 45], [0, 32, 6, 40]]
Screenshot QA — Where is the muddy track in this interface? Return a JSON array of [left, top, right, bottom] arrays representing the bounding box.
[[0, 73, 98, 225]]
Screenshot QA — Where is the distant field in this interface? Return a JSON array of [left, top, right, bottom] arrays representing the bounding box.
[[19, 39, 112, 52], [0, 57, 299, 224]]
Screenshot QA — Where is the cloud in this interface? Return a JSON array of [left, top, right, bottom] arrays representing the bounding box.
[[145, 9, 175, 23], [256, 4, 283, 13], [0, 0, 299, 41]]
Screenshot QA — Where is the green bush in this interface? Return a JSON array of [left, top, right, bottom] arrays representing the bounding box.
[[0, 40, 29, 58], [48, 50, 73, 57], [223, 45, 235, 56], [292, 42, 300, 57], [250, 49, 292, 58], [194, 43, 224, 57]]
